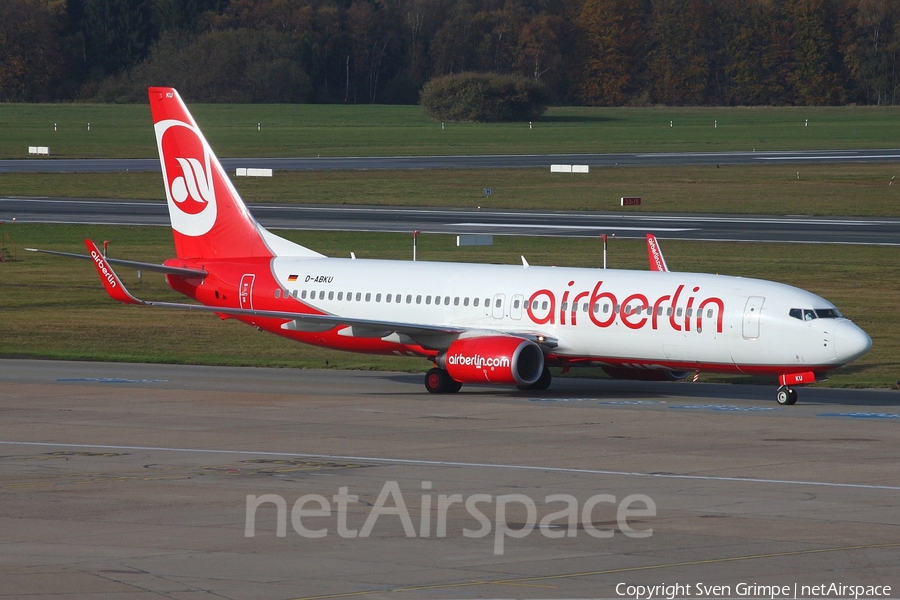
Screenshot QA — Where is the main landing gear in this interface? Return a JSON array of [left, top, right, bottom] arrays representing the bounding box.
[[424, 367, 462, 394], [517, 367, 552, 391], [776, 386, 798, 406]]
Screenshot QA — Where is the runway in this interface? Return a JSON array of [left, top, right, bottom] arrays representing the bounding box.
[[2, 148, 900, 173], [4, 196, 900, 245], [1, 359, 898, 598]]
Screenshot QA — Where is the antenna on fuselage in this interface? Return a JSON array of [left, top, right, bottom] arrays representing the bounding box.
[[600, 234, 608, 269]]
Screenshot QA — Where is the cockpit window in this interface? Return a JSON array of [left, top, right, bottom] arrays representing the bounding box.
[[789, 307, 844, 320]]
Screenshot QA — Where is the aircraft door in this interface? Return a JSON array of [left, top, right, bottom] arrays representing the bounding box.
[[742, 296, 765, 339], [239, 274, 255, 310], [492, 294, 506, 319]]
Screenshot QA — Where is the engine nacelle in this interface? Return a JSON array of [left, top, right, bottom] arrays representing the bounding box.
[[437, 336, 544, 386], [601, 366, 692, 382]]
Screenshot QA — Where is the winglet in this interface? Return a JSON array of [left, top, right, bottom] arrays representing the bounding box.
[[646, 233, 669, 272], [84, 240, 142, 305]]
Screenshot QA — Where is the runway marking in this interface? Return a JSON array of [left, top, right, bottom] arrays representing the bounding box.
[[57, 378, 168, 384], [289, 542, 900, 599], [2, 441, 899, 491], [819, 412, 900, 419], [670, 404, 776, 412], [757, 154, 900, 161], [451, 222, 694, 232]]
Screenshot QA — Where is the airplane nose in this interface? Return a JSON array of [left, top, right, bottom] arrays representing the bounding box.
[[834, 321, 872, 363]]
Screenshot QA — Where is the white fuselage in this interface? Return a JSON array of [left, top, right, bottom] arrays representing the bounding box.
[[266, 257, 870, 373]]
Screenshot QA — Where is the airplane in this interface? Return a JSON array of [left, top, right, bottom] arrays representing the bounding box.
[[29, 87, 872, 405]]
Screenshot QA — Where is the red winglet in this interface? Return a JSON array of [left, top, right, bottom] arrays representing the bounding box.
[[84, 240, 141, 305], [646, 233, 669, 272]]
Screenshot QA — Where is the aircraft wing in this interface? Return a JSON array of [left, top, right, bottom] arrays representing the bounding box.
[[81, 240, 557, 348], [646, 233, 670, 272], [26, 247, 208, 278]]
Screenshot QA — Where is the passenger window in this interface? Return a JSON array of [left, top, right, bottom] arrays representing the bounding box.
[[376, 293, 382, 302], [416, 295, 422, 304], [406, 294, 412, 303], [454, 297, 460, 306], [426, 295, 432, 305], [658, 306, 664, 316], [474, 298, 479, 307], [495, 298, 501, 308], [275, 289, 281, 298], [365, 293, 371, 302], [667, 307, 673, 316], [676, 307, 683, 317], [328, 291, 334, 300], [562, 302, 568, 311], [541, 301, 548, 310], [614, 304, 620, 313], [532, 300, 539, 310], [513, 299, 520, 309], [707, 309, 713, 318], [301, 290, 308, 299], [355, 293, 361, 301], [338, 292, 343, 300], [445, 296, 451, 305], [464, 298, 469, 306], [386, 294, 391, 303], [603, 304, 609, 314], [593, 303, 600, 313], [319, 291, 326, 300], [686, 308, 692, 317], [484, 298, 490, 307]]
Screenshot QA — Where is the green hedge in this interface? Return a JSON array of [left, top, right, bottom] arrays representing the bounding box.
[[420, 72, 550, 122]]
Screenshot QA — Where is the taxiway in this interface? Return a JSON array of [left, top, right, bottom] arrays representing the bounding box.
[[1, 359, 898, 598]]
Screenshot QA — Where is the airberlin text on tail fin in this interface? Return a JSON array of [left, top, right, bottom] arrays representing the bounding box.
[[646, 233, 670, 272], [148, 87, 322, 261]]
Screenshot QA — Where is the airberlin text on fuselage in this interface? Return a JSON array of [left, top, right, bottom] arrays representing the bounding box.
[[90, 250, 118, 289], [527, 281, 725, 333]]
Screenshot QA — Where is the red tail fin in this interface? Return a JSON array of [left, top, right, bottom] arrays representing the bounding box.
[[149, 88, 285, 260]]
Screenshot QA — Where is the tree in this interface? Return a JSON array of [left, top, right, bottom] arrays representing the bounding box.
[[420, 71, 550, 121], [573, 0, 647, 105], [0, 0, 68, 101]]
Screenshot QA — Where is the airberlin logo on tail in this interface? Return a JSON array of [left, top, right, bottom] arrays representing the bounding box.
[[155, 119, 218, 237]]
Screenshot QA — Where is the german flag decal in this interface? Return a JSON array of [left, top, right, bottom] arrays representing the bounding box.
[[287, 274, 298, 282]]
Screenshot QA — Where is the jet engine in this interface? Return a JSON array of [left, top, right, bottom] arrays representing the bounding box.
[[436, 336, 544, 386]]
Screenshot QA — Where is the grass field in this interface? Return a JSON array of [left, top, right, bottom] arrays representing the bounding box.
[[4, 162, 900, 217], [2, 103, 898, 390], [1, 223, 897, 390], [2, 104, 900, 159]]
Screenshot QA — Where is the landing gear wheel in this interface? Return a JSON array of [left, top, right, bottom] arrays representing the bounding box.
[[776, 386, 798, 405], [517, 367, 552, 391], [425, 368, 459, 394]]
